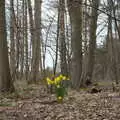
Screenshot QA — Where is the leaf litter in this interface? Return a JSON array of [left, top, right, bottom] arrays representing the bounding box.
[[0, 84, 120, 120]]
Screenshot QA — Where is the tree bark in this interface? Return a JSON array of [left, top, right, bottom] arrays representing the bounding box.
[[27, 0, 35, 83], [0, 0, 14, 92], [10, 0, 16, 81], [81, 0, 99, 86], [67, 0, 82, 89], [59, 0, 68, 76], [30, 0, 42, 82], [24, 0, 29, 81]]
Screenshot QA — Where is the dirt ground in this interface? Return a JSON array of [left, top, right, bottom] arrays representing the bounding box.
[[0, 83, 120, 120]]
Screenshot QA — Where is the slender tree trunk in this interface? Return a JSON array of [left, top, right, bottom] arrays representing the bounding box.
[[24, 0, 29, 81], [20, 0, 25, 79], [0, 0, 14, 92], [27, 0, 35, 83], [10, 0, 16, 81], [65, 13, 71, 75], [54, 7, 60, 76], [15, 0, 21, 79], [59, 0, 68, 76], [79, 0, 89, 87]]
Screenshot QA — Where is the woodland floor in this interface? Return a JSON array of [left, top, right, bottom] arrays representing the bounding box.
[[0, 81, 120, 120]]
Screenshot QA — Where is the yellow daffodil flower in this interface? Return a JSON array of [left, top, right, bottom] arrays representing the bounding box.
[[54, 77, 61, 84], [59, 74, 64, 79], [46, 77, 54, 85], [59, 74, 69, 80]]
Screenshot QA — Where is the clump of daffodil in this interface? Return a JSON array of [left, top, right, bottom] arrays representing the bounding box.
[[46, 74, 70, 103], [46, 74, 70, 85]]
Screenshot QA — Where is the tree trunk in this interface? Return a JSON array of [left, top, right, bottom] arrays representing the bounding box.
[[54, 6, 60, 76], [24, 0, 29, 81], [20, 0, 25, 79], [30, 0, 42, 82], [67, 0, 82, 89], [27, 0, 35, 83], [106, 0, 119, 84], [59, 0, 68, 76], [10, 0, 16, 81], [0, 0, 14, 92], [81, 0, 99, 86]]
